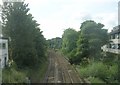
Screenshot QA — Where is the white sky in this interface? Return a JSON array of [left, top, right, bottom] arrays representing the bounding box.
[[1, 0, 119, 39]]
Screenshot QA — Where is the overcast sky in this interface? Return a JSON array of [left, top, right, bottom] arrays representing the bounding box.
[[1, 0, 119, 39]]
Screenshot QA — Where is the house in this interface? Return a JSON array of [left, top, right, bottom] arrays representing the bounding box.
[[101, 26, 120, 54], [0, 37, 8, 68]]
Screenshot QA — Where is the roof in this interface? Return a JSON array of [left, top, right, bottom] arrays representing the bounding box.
[[109, 25, 120, 35]]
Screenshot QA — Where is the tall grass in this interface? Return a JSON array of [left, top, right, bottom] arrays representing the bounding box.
[[2, 57, 48, 83], [29, 60, 48, 83], [2, 67, 26, 83], [77, 61, 118, 83]]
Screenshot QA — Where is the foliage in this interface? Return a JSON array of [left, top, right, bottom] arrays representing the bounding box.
[[2, 67, 26, 83], [47, 37, 62, 49], [78, 61, 118, 83], [61, 20, 108, 64], [2, 57, 48, 83], [75, 20, 108, 64], [87, 77, 105, 83], [79, 62, 108, 78], [102, 52, 118, 65], [62, 28, 79, 57], [29, 60, 48, 83], [2, 2, 46, 68], [107, 64, 118, 83], [73, 35, 89, 64], [60, 20, 117, 84]]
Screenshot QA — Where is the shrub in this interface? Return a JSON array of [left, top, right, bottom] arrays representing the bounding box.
[[2, 67, 26, 83], [78, 66, 89, 78], [87, 76, 105, 83], [88, 62, 109, 80], [79, 62, 109, 78], [78, 62, 110, 83], [107, 64, 118, 83]]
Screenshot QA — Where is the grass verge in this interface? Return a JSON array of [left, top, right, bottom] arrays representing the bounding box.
[[76, 61, 118, 83], [2, 58, 48, 83]]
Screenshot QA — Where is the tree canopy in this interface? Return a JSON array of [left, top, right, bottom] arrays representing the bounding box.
[[47, 37, 62, 49], [62, 28, 79, 57], [62, 20, 108, 64], [2, 2, 46, 68]]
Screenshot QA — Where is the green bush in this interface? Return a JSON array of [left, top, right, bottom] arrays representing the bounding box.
[[78, 61, 119, 83], [88, 62, 109, 80], [79, 62, 109, 79], [107, 64, 118, 83], [87, 76, 105, 83], [29, 61, 48, 83], [78, 66, 89, 78], [102, 53, 117, 65], [78, 62, 119, 83], [2, 67, 26, 83]]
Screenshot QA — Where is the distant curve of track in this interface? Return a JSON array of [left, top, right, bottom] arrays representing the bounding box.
[[43, 50, 89, 84]]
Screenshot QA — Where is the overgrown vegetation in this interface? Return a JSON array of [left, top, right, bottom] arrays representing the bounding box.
[[2, 57, 48, 83], [2, 62, 26, 83], [47, 37, 62, 49], [1, 1, 119, 84], [1, 1, 47, 83], [62, 28, 79, 56], [61, 20, 119, 83], [2, 2, 47, 69], [77, 60, 118, 83]]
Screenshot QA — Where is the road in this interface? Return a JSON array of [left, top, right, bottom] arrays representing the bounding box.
[[43, 50, 87, 84]]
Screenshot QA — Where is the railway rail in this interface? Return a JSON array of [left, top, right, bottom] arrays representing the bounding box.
[[43, 50, 88, 84]]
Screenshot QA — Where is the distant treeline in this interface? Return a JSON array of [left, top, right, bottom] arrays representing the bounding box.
[[47, 37, 62, 49]]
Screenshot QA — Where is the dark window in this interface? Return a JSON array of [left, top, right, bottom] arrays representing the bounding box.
[[4, 57, 7, 67], [109, 44, 112, 48], [115, 34, 118, 39], [0, 43, 2, 49], [118, 44, 120, 49], [111, 44, 115, 49], [118, 33, 120, 39], [2, 43, 6, 49], [112, 34, 115, 39], [110, 35, 111, 39]]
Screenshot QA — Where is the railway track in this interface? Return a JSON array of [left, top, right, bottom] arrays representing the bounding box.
[[43, 50, 88, 84], [56, 53, 74, 83], [45, 51, 56, 83], [56, 52, 83, 83]]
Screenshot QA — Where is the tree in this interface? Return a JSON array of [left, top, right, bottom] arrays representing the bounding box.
[[47, 37, 62, 49], [68, 33, 89, 64], [2, 2, 46, 68], [34, 28, 47, 64], [76, 20, 108, 62], [62, 28, 79, 57]]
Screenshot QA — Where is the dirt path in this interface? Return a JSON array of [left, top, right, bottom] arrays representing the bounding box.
[[43, 50, 86, 83]]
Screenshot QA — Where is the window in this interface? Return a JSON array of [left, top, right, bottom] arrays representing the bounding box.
[[109, 44, 112, 48], [118, 44, 120, 49], [2, 43, 6, 49], [115, 34, 119, 39], [112, 34, 115, 39], [111, 34, 115, 39], [111, 44, 115, 49], [0, 43, 2, 49], [118, 33, 120, 39], [110, 35, 113, 39]]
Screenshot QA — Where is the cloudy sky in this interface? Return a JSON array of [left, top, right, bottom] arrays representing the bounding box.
[[1, 0, 119, 39]]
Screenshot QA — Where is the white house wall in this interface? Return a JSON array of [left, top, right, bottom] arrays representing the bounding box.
[[0, 39, 8, 68], [110, 39, 120, 44]]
